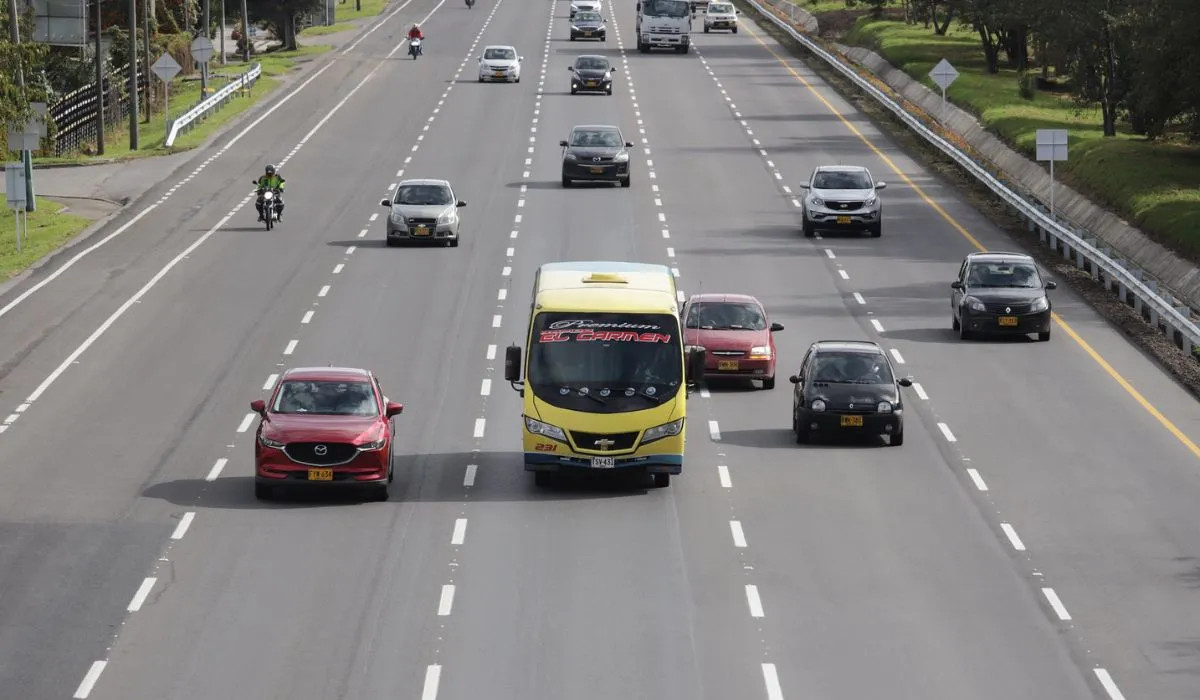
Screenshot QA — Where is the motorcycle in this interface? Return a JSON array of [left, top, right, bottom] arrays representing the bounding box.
[[409, 37, 422, 59], [254, 185, 283, 230], [466, 0, 474, 8]]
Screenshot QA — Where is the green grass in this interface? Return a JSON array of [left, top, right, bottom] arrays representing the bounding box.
[[302, 21, 357, 36], [791, 5, 1200, 261], [327, 0, 389, 23], [0, 197, 92, 280]]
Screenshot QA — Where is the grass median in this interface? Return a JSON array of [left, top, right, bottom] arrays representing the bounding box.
[[789, 1, 1200, 262], [302, 0, 390, 35], [0, 198, 92, 281]]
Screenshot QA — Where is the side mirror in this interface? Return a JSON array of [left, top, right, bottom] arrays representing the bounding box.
[[385, 401, 404, 417], [1044, 280, 1057, 290], [798, 183, 811, 189], [504, 345, 522, 382], [770, 322, 784, 332], [788, 375, 801, 384], [457, 200, 467, 207], [478, 56, 483, 62], [380, 198, 391, 207], [624, 141, 634, 147], [250, 399, 266, 415], [635, 2, 640, 10], [875, 181, 887, 189], [950, 280, 964, 289], [519, 56, 524, 61], [610, 67, 617, 72], [559, 140, 568, 147], [898, 377, 913, 387], [685, 347, 706, 382], [567, 66, 574, 71]]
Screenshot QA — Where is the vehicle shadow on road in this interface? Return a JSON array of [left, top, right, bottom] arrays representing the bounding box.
[[701, 378, 763, 393], [717, 428, 890, 449], [327, 239, 388, 248], [880, 328, 1041, 344]]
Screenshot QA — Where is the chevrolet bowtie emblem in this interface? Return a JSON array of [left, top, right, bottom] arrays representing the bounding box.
[[594, 439, 615, 451]]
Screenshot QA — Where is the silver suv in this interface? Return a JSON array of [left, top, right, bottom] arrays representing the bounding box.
[[380, 179, 466, 247], [799, 165, 886, 238]]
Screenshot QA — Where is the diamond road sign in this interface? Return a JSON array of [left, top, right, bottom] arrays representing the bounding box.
[[152, 52, 182, 82], [929, 58, 959, 90]]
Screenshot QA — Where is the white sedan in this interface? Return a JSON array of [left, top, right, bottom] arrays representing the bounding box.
[[570, 0, 601, 18], [478, 45, 522, 83]]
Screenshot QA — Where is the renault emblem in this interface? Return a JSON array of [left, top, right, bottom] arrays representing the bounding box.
[[1005, 306, 1011, 313], [314, 445, 328, 456], [848, 403, 854, 409], [594, 438, 615, 451]]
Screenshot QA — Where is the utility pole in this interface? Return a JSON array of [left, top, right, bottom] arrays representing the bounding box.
[[94, 0, 104, 154], [219, 0, 225, 64], [240, 0, 250, 61], [128, 0, 138, 149], [8, 0, 35, 212], [143, 0, 151, 122], [200, 0, 209, 97]]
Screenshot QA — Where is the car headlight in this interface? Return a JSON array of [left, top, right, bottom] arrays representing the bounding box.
[[389, 210, 405, 224], [525, 416, 567, 442], [1030, 296, 1049, 312], [877, 401, 892, 413], [642, 418, 684, 444], [357, 437, 386, 451], [614, 152, 629, 162], [564, 153, 577, 161], [809, 196, 824, 207], [438, 210, 457, 225], [865, 193, 877, 205], [258, 434, 284, 449], [571, 24, 580, 30], [810, 399, 826, 412], [748, 345, 771, 359], [965, 296, 986, 312]]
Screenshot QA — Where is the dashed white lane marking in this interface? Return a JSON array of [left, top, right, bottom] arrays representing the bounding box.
[[852, 292, 865, 304], [762, 663, 785, 700], [745, 584, 765, 618], [1000, 522, 1026, 551], [73, 660, 107, 699], [421, 665, 442, 700], [837, 269, 849, 280], [451, 518, 468, 546], [936, 422, 957, 442], [236, 413, 255, 433], [730, 520, 748, 547], [718, 465, 732, 488], [824, 248, 835, 258], [318, 285, 331, 297], [206, 458, 228, 482], [1094, 669, 1127, 700], [889, 348, 904, 364], [301, 310, 314, 324], [870, 319, 884, 333], [170, 512, 195, 540], [1041, 587, 1072, 620], [473, 418, 486, 439], [492, 314, 502, 328], [498, 288, 507, 300], [437, 585, 456, 616], [463, 463, 478, 487], [966, 468, 988, 491], [912, 382, 929, 400], [708, 420, 721, 441], [486, 344, 497, 360], [262, 373, 278, 390], [283, 339, 298, 355], [126, 577, 157, 612], [480, 379, 492, 396], [4, 414, 17, 425], [699, 387, 711, 398], [502, 266, 511, 276], [332, 263, 344, 274]]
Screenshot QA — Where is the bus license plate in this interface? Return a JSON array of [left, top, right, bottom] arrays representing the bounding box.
[[998, 316, 1018, 326], [413, 225, 429, 236], [308, 468, 333, 480], [591, 456, 615, 468], [718, 360, 739, 370], [840, 415, 863, 427], [836, 215, 852, 224]]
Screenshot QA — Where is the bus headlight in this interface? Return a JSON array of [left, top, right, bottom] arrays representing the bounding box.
[[525, 416, 567, 442], [642, 418, 684, 444]]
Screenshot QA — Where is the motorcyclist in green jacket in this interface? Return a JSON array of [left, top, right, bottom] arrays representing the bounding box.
[[254, 164, 286, 221]]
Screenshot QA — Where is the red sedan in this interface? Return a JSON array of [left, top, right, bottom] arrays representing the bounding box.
[[250, 366, 404, 501], [682, 293, 784, 389]]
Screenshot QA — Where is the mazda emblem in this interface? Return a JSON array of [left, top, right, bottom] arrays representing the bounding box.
[[314, 445, 327, 456], [1005, 306, 1011, 313], [593, 156, 602, 162]]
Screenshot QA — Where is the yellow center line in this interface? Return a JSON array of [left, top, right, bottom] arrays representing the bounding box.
[[737, 17, 1200, 460]]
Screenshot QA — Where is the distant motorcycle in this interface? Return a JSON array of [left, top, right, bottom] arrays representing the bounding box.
[[466, 0, 475, 8], [254, 185, 282, 230], [409, 38, 422, 59]]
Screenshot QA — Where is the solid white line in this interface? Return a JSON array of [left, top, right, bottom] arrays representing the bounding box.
[[1042, 587, 1072, 620], [966, 468, 988, 490], [1000, 522, 1026, 551], [745, 584, 765, 617], [263, 373, 278, 390], [206, 458, 228, 482], [301, 310, 314, 324], [708, 420, 721, 440], [870, 319, 884, 332], [171, 512, 195, 540], [492, 314, 502, 328], [486, 344, 497, 360], [936, 422, 957, 442], [318, 285, 330, 297], [480, 379, 491, 396], [852, 292, 865, 304], [730, 520, 747, 547], [889, 348, 904, 364], [474, 418, 486, 438], [912, 382, 929, 400], [1094, 669, 1127, 700], [762, 664, 784, 700], [824, 248, 835, 258], [237, 413, 255, 433], [838, 269, 849, 280], [73, 660, 107, 699], [451, 518, 468, 545], [464, 463, 478, 487], [717, 465, 732, 487], [437, 584, 456, 615], [283, 339, 298, 355], [127, 577, 157, 612], [421, 664, 442, 700]]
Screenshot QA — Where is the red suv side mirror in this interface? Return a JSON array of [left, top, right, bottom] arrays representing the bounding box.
[[386, 401, 404, 417]]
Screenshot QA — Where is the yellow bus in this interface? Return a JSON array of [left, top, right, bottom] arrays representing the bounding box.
[[503, 261, 705, 487]]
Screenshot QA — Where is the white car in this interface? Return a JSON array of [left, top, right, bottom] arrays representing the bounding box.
[[799, 165, 887, 238], [703, 1, 737, 32], [478, 45, 522, 83], [570, 0, 601, 18]]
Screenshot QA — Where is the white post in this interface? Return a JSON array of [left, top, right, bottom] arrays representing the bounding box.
[[164, 82, 170, 129], [14, 211, 20, 252], [1049, 158, 1055, 217]]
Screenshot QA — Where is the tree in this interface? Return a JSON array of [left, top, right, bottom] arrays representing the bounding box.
[[0, 5, 50, 136], [248, 0, 322, 50]]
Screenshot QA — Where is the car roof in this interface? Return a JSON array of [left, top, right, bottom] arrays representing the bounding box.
[[281, 366, 374, 382], [571, 124, 620, 132], [965, 251, 1034, 264], [814, 164, 869, 173], [397, 178, 451, 188], [575, 54, 608, 61], [482, 44, 516, 51], [688, 293, 761, 305], [811, 340, 884, 354]]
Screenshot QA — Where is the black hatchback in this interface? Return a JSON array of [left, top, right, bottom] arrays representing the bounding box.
[[951, 251, 1057, 341], [560, 125, 633, 187], [788, 340, 912, 446], [569, 55, 617, 94]]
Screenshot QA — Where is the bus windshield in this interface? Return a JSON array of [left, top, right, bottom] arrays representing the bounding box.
[[528, 312, 683, 413], [642, 0, 690, 17]]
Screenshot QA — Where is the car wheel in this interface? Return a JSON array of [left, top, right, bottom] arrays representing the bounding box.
[[534, 471, 553, 487], [762, 376, 775, 390], [704, 25, 710, 32], [571, 86, 577, 94], [869, 223, 882, 238], [385, 237, 399, 247], [1038, 329, 1051, 341], [732, 25, 738, 32], [951, 313, 960, 331], [368, 483, 390, 501], [890, 429, 904, 446], [621, 175, 631, 188], [606, 86, 612, 95], [478, 76, 484, 83], [562, 175, 571, 187], [653, 473, 670, 488], [570, 34, 576, 40], [255, 483, 272, 500], [449, 236, 460, 247], [958, 316, 973, 340], [794, 420, 809, 444], [515, 76, 520, 83], [801, 216, 815, 238]]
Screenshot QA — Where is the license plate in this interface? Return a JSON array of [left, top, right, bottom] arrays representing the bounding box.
[[308, 468, 333, 480], [583, 30, 592, 35], [413, 225, 429, 236], [590, 166, 604, 173], [718, 360, 739, 370], [840, 415, 864, 427], [998, 316, 1018, 326], [836, 215, 852, 224], [494, 71, 506, 77], [586, 81, 597, 86], [591, 456, 615, 468]]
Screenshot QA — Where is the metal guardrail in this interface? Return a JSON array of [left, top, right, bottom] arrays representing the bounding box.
[[741, 0, 1200, 356], [164, 64, 263, 147]]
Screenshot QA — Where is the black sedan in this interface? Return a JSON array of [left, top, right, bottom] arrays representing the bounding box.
[[789, 340, 912, 446], [951, 251, 1056, 341], [568, 55, 617, 95], [570, 11, 607, 40], [560, 124, 633, 187]]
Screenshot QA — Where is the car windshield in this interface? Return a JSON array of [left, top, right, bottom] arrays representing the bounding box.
[[685, 301, 766, 331], [484, 48, 516, 60], [575, 56, 608, 70], [812, 170, 872, 189], [643, 0, 690, 16], [810, 351, 894, 385], [576, 11, 602, 21], [966, 261, 1041, 288], [528, 312, 683, 413], [570, 129, 622, 147], [272, 380, 378, 415], [709, 3, 733, 11], [395, 184, 452, 206]]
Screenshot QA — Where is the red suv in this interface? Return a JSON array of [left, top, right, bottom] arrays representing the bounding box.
[[250, 366, 404, 501], [682, 294, 784, 389]]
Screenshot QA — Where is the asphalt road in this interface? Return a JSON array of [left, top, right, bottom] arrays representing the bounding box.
[[0, 0, 1197, 697]]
